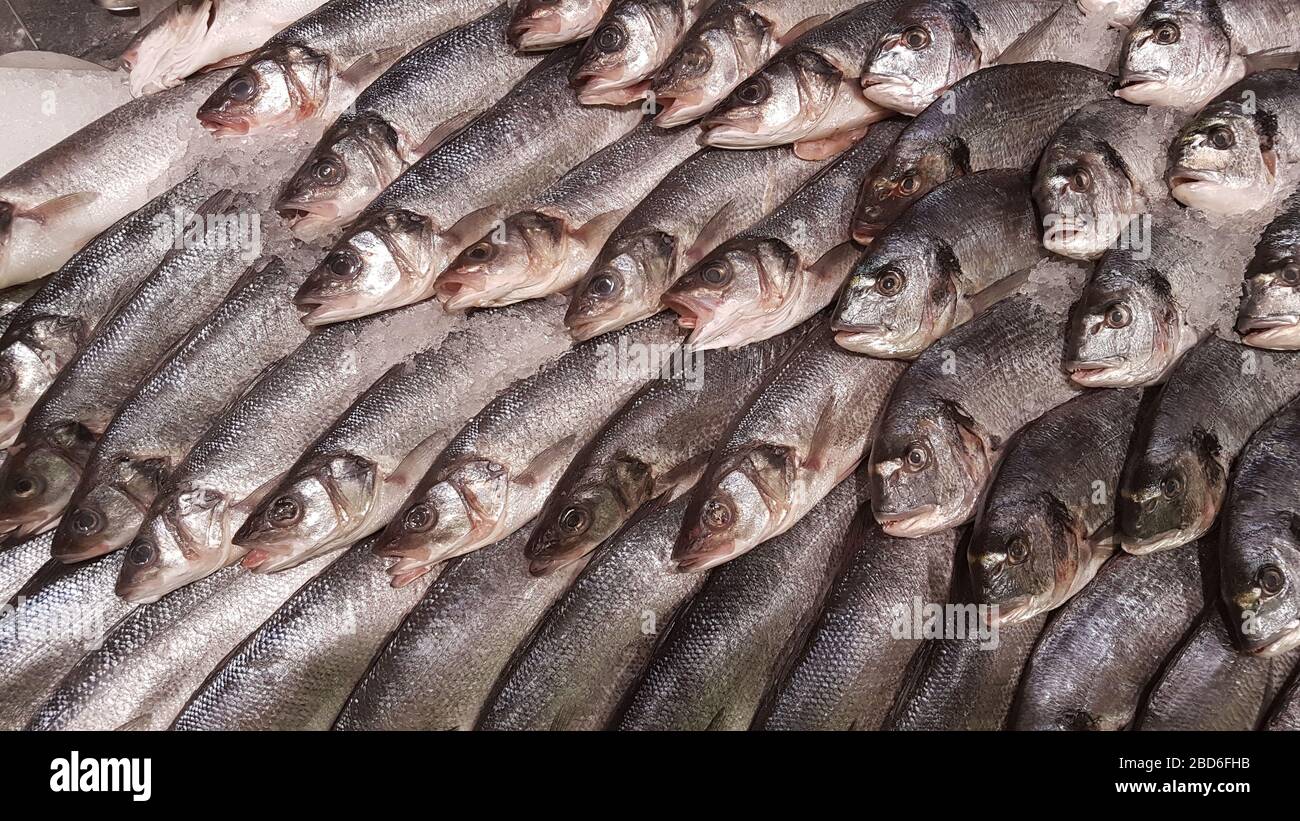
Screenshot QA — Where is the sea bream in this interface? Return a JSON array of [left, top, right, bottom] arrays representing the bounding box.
[[275, 6, 544, 236], [568, 0, 712, 105], [292, 49, 642, 326], [663, 120, 906, 352], [834, 168, 1046, 359], [1239, 190, 1300, 349], [565, 145, 823, 342], [509, 0, 612, 50]]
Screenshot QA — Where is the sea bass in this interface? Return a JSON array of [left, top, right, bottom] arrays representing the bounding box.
[[509, 0, 612, 50], [569, 0, 711, 105]]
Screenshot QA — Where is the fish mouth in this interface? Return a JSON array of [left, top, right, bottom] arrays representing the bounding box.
[[989, 595, 1038, 627], [196, 108, 254, 137], [1244, 620, 1300, 657], [572, 71, 652, 106], [1167, 167, 1221, 191], [674, 549, 731, 573], [860, 75, 925, 114], [527, 551, 582, 577], [1065, 358, 1130, 387], [293, 293, 360, 327], [1120, 527, 1193, 555], [875, 504, 944, 538], [507, 17, 566, 51], [434, 271, 492, 311], [653, 89, 710, 127], [833, 327, 899, 357], [698, 113, 775, 148], [50, 532, 119, 563], [1115, 76, 1168, 103], [384, 556, 433, 588], [660, 291, 721, 343], [1239, 315, 1300, 349], [565, 308, 633, 342]]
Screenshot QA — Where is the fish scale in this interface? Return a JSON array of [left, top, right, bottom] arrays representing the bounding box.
[[0, 532, 54, 606]]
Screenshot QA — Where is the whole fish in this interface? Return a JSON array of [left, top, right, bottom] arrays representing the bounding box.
[[565, 145, 822, 342], [851, 62, 1116, 242], [509, 0, 612, 50], [675, 321, 904, 572], [1035, 99, 1184, 260], [1136, 609, 1299, 730], [1239, 190, 1300, 349], [1265, 668, 1300, 730], [0, 176, 210, 447], [0, 192, 256, 542], [755, 525, 957, 730], [1077, 0, 1146, 27], [618, 475, 862, 730], [1013, 541, 1210, 729], [699, 1, 909, 160], [196, 0, 498, 136], [968, 388, 1140, 625], [651, 0, 863, 127], [27, 554, 335, 731], [1117, 0, 1300, 110], [526, 328, 805, 576], [276, 6, 544, 236], [375, 313, 685, 586], [123, 0, 329, 95], [1221, 394, 1300, 658], [0, 532, 53, 606], [869, 292, 1083, 538], [569, 0, 709, 105], [862, 0, 1067, 115], [114, 300, 458, 604], [334, 523, 588, 730], [293, 50, 642, 325], [170, 538, 431, 730], [834, 168, 1045, 358], [0, 72, 227, 288], [664, 120, 906, 352], [1166, 70, 1300, 215], [1118, 336, 1300, 554], [233, 299, 573, 573], [435, 122, 702, 310], [50, 258, 312, 564], [476, 498, 706, 729]]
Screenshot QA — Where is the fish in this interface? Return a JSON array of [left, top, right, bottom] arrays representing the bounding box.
[[0, 532, 53, 606], [526, 326, 804, 576], [169, 538, 432, 730], [1012, 540, 1210, 729], [196, 0, 498, 136], [0, 175, 211, 448], [1136, 609, 1299, 730], [650, 0, 862, 127], [834, 167, 1046, 358], [699, 1, 910, 160], [665, 120, 907, 352], [509, 0, 612, 50], [869, 293, 1084, 539], [862, 0, 1067, 115], [1264, 667, 1300, 730], [968, 388, 1140, 626], [755, 524, 958, 730], [565, 145, 823, 342], [27, 553, 335, 731], [476, 498, 706, 729], [0, 191, 258, 542], [851, 61, 1116, 242], [50, 258, 312, 565], [1077, 0, 1148, 27], [114, 299, 458, 604], [293, 49, 642, 325], [122, 0, 329, 95], [276, 6, 544, 236], [233, 298, 573, 573], [0, 278, 45, 321], [1116, 0, 1300, 110], [675, 320, 904, 572], [1220, 393, 1300, 658], [334, 522, 588, 730], [0, 72, 227, 288], [617, 475, 862, 730], [434, 122, 702, 310], [569, 0, 709, 105], [1239, 190, 1300, 348], [374, 312, 685, 586], [1118, 336, 1300, 554], [1166, 70, 1300, 215], [1035, 99, 1184, 260]]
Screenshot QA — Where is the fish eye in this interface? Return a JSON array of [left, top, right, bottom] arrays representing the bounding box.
[[898, 173, 919, 195], [701, 497, 732, 529], [310, 155, 344, 185], [1006, 535, 1030, 565], [487, 461, 505, 476], [557, 505, 590, 535], [268, 495, 302, 526], [735, 77, 769, 106], [902, 26, 931, 50], [1151, 21, 1180, 45], [227, 73, 257, 102], [127, 540, 157, 567], [680, 44, 711, 73], [588, 273, 619, 297], [465, 241, 496, 263], [700, 263, 730, 286], [594, 23, 626, 53], [1279, 263, 1300, 286], [402, 503, 437, 534], [70, 507, 102, 536], [324, 249, 361, 279], [1069, 168, 1092, 193], [1103, 301, 1131, 329], [903, 442, 930, 472], [10, 473, 41, 498], [1160, 473, 1183, 499], [875, 268, 905, 297], [1208, 125, 1235, 151], [1258, 563, 1285, 596]]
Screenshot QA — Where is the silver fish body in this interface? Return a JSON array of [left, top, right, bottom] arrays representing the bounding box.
[[0, 532, 53, 607]]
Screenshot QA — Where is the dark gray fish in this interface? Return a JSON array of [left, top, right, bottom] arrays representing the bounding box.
[[1264, 665, 1300, 730], [1238, 189, 1300, 349]]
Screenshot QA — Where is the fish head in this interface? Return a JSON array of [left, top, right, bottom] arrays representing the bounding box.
[[1222, 516, 1300, 657], [1036, 138, 1144, 260], [295, 209, 439, 325], [863, 1, 980, 116], [1168, 106, 1276, 214], [234, 452, 378, 568], [871, 401, 990, 537], [121, 0, 218, 95], [661, 239, 797, 350], [509, 0, 606, 51], [652, 9, 771, 127], [1239, 253, 1300, 348], [832, 239, 957, 358], [526, 455, 655, 575], [1077, 0, 1148, 28], [276, 116, 406, 238], [969, 493, 1078, 625], [197, 44, 330, 136], [436, 211, 567, 310], [1065, 266, 1182, 387], [1118, 431, 1221, 553], [674, 442, 797, 572], [0, 316, 83, 446], [51, 455, 167, 562], [700, 48, 841, 148], [852, 145, 960, 244], [0, 422, 95, 540], [571, 0, 680, 104], [565, 231, 674, 341], [115, 486, 234, 604], [1117, 0, 1234, 108]]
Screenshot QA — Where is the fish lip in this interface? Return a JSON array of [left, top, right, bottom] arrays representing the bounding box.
[[1239, 314, 1300, 330], [572, 73, 651, 106], [564, 311, 626, 342], [49, 536, 115, 563], [1167, 167, 1221, 189], [527, 551, 579, 577], [652, 91, 710, 127], [434, 272, 492, 311], [1114, 79, 1168, 103], [832, 327, 899, 357], [1240, 319, 1300, 349], [1120, 528, 1191, 555], [196, 109, 252, 137], [507, 18, 565, 50], [988, 595, 1038, 627], [875, 503, 943, 537], [660, 291, 714, 331], [674, 550, 728, 573], [1244, 620, 1300, 657], [1065, 358, 1129, 387]]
